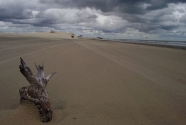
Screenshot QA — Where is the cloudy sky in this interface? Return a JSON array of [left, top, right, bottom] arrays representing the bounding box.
[[0, 0, 186, 40]]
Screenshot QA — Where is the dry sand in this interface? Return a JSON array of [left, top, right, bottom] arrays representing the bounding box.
[[0, 32, 186, 125]]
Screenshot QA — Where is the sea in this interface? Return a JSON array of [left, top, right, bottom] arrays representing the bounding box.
[[108, 39, 186, 49]]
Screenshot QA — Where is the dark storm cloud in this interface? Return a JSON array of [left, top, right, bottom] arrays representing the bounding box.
[[1, 0, 185, 23], [0, 0, 186, 40], [38, 0, 186, 25], [146, 0, 186, 10], [180, 14, 186, 22], [39, 0, 148, 14], [0, 4, 32, 20], [39, 0, 186, 13]]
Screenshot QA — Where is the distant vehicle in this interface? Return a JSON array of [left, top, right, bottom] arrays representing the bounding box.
[[71, 34, 75, 38], [97, 37, 103, 39], [50, 30, 55, 33], [78, 35, 83, 38]]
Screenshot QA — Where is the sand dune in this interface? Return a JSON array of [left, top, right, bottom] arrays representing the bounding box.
[[0, 34, 186, 125], [0, 31, 77, 39], [23, 32, 77, 39]]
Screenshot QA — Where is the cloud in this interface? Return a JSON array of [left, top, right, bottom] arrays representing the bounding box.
[[0, 0, 39, 20], [35, 8, 98, 25], [0, 0, 186, 40]]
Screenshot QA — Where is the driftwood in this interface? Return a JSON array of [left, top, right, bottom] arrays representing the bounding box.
[[19, 57, 56, 122]]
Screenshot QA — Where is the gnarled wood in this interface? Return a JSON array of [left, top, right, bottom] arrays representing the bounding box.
[[19, 57, 56, 122]]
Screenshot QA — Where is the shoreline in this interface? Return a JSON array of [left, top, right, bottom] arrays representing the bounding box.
[[93, 38, 186, 50], [1, 32, 185, 50]]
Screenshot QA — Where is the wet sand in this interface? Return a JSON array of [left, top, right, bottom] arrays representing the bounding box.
[[0, 33, 186, 125]]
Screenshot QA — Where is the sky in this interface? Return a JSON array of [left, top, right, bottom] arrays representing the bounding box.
[[0, 0, 186, 41]]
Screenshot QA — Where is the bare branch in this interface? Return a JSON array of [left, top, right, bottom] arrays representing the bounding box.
[[46, 72, 57, 83], [19, 57, 37, 84], [19, 57, 56, 122]]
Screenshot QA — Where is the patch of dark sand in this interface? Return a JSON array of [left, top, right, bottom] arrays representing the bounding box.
[[0, 100, 67, 125]]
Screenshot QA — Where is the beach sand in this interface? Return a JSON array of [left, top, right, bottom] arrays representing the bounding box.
[[0, 32, 186, 125]]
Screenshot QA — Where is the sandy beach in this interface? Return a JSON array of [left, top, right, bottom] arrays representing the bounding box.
[[0, 32, 186, 125]]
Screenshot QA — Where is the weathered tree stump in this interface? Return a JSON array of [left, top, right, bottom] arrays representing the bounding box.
[[19, 57, 56, 122]]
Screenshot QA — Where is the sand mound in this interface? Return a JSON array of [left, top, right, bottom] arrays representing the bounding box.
[[0, 101, 65, 125], [22, 32, 77, 39]]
